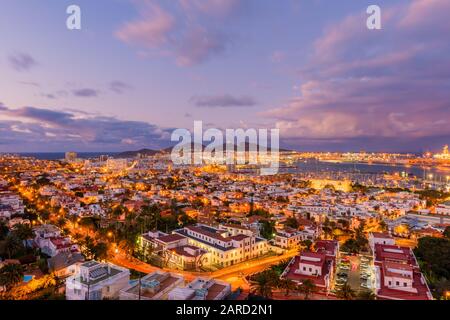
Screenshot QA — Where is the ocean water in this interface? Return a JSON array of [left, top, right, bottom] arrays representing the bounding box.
[[289, 159, 450, 181], [18, 152, 118, 160]]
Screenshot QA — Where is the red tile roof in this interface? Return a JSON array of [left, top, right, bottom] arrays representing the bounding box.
[[156, 234, 186, 244]]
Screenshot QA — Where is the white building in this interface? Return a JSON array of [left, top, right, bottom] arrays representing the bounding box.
[[119, 271, 184, 300], [281, 251, 334, 292], [275, 228, 306, 249], [436, 201, 450, 216], [174, 224, 269, 268], [66, 261, 130, 300], [106, 159, 129, 171], [168, 277, 231, 300], [368, 232, 396, 252], [34, 224, 79, 257], [373, 244, 433, 300]]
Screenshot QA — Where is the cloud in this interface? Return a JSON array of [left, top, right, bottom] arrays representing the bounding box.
[[110, 81, 132, 94], [0, 104, 171, 151], [270, 51, 286, 63], [263, 0, 450, 151], [176, 27, 229, 66], [191, 94, 257, 108], [115, 0, 245, 66], [19, 81, 40, 87], [115, 2, 175, 48], [179, 0, 242, 17], [8, 53, 38, 72], [72, 88, 99, 98]]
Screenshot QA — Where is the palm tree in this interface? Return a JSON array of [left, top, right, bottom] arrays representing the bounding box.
[[0, 221, 9, 241], [12, 223, 33, 241], [299, 279, 316, 300], [3, 234, 24, 259], [278, 278, 297, 296], [357, 290, 376, 300], [250, 270, 278, 299], [0, 264, 24, 290], [56, 217, 67, 229], [336, 283, 356, 300]]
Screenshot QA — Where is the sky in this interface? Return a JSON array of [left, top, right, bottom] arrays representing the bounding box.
[[0, 0, 449, 153]]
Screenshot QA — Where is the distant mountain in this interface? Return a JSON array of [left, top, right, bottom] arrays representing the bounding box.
[[165, 142, 292, 153], [114, 148, 159, 158], [115, 142, 292, 159], [162, 142, 206, 153]]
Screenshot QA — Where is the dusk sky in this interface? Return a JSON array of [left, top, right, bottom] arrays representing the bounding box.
[[0, 0, 449, 153]]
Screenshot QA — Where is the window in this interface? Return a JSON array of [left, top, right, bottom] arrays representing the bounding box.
[[396, 281, 400, 286]]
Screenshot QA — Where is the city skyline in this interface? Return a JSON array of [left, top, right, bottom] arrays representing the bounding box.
[[1, 0, 450, 153]]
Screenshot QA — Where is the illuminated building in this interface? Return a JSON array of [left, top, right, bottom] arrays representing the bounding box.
[[433, 145, 450, 160], [65, 152, 78, 162]]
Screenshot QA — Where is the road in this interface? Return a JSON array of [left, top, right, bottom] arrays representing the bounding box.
[[111, 249, 299, 291]]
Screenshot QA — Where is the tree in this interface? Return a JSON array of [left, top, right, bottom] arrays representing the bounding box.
[[278, 278, 297, 296], [260, 220, 276, 240], [269, 259, 291, 276], [322, 226, 332, 239], [3, 234, 25, 259], [300, 240, 313, 251], [297, 180, 312, 189], [298, 279, 316, 300], [0, 221, 9, 241], [414, 237, 450, 281], [56, 217, 67, 229], [285, 217, 299, 229], [248, 209, 271, 218], [379, 220, 388, 232], [0, 264, 24, 290], [12, 223, 33, 241], [341, 238, 360, 254], [250, 270, 278, 299], [336, 283, 356, 300], [444, 226, 450, 239], [92, 242, 108, 261]]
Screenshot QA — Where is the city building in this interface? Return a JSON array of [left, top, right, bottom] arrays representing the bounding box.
[[274, 228, 305, 249], [66, 261, 130, 300], [168, 277, 231, 300], [315, 240, 339, 264], [106, 159, 129, 171], [369, 232, 396, 252], [433, 145, 450, 161], [33, 224, 79, 257], [281, 251, 334, 292], [65, 152, 78, 162], [47, 251, 85, 278], [436, 201, 450, 216], [119, 271, 184, 300], [174, 224, 269, 268], [373, 244, 433, 300], [138, 231, 207, 270]]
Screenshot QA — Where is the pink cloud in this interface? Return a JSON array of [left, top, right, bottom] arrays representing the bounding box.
[[179, 0, 242, 17], [115, 0, 245, 66], [263, 0, 450, 146], [115, 3, 175, 48]]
